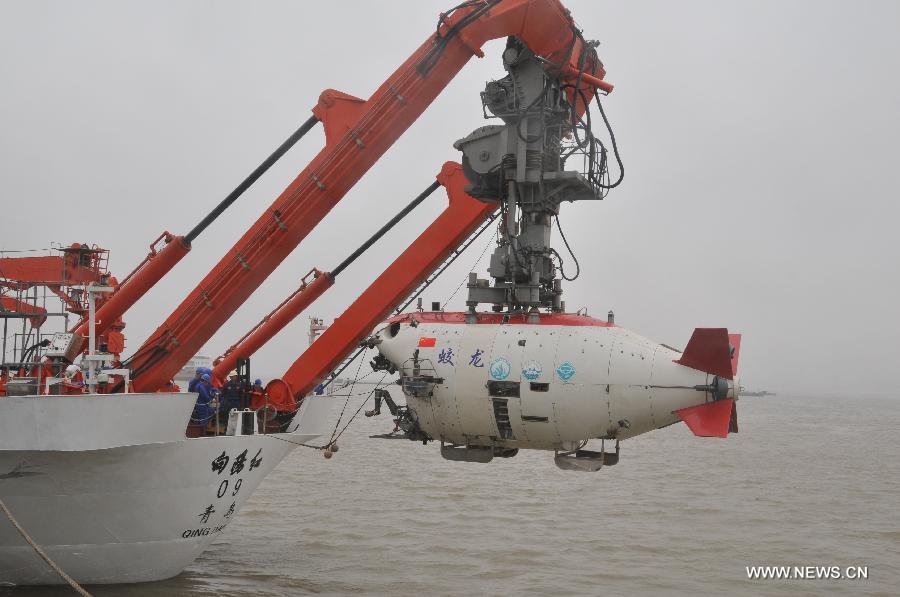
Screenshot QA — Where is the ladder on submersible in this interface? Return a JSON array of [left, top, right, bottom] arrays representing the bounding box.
[[318, 210, 499, 391]]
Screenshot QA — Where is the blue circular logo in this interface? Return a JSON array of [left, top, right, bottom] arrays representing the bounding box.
[[556, 361, 576, 381], [490, 357, 512, 380], [522, 360, 543, 381]]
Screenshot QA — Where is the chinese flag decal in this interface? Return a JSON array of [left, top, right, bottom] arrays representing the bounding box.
[[418, 337, 437, 348]]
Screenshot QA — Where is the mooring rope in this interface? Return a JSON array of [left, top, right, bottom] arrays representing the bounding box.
[[0, 496, 92, 596]]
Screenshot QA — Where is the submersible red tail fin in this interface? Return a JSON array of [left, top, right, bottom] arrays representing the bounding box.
[[673, 328, 741, 437], [675, 328, 737, 380], [674, 398, 737, 438], [728, 333, 742, 378]]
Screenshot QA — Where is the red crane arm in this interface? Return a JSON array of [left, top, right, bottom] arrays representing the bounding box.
[[127, 0, 611, 393], [0, 249, 103, 287], [210, 268, 333, 386], [267, 162, 494, 403], [0, 295, 48, 329], [70, 232, 190, 352]]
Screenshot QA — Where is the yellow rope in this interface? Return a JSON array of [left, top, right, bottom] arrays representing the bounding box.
[[0, 496, 92, 596]]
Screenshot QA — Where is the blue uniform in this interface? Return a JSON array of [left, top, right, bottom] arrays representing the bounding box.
[[193, 381, 216, 424], [221, 379, 243, 414]]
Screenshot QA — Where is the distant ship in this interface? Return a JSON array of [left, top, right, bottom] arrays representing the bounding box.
[[740, 389, 776, 397]]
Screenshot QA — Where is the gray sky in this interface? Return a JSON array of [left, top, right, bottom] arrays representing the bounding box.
[[2, 1, 898, 397]]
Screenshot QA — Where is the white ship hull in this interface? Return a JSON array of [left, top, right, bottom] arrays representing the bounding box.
[[0, 392, 330, 586]]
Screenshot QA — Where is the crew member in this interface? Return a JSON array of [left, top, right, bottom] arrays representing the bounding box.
[[250, 378, 266, 409], [189, 373, 216, 436], [187, 367, 205, 393], [62, 364, 85, 395], [220, 371, 243, 416]]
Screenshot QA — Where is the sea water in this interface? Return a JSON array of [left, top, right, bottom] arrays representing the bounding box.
[[5, 394, 898, 596]]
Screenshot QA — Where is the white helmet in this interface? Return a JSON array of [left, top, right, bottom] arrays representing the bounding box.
[[65, 364, 81, 377]]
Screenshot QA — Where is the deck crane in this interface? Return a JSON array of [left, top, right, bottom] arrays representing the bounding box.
[[267, 162, 498, 402], [213, 161, 498, 407], [209, 268, 331, 387], [1, 113, 320, 394], [207, 165, 480, 388], [120, 0, 614, 394], [66, 115, 322, 359]]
